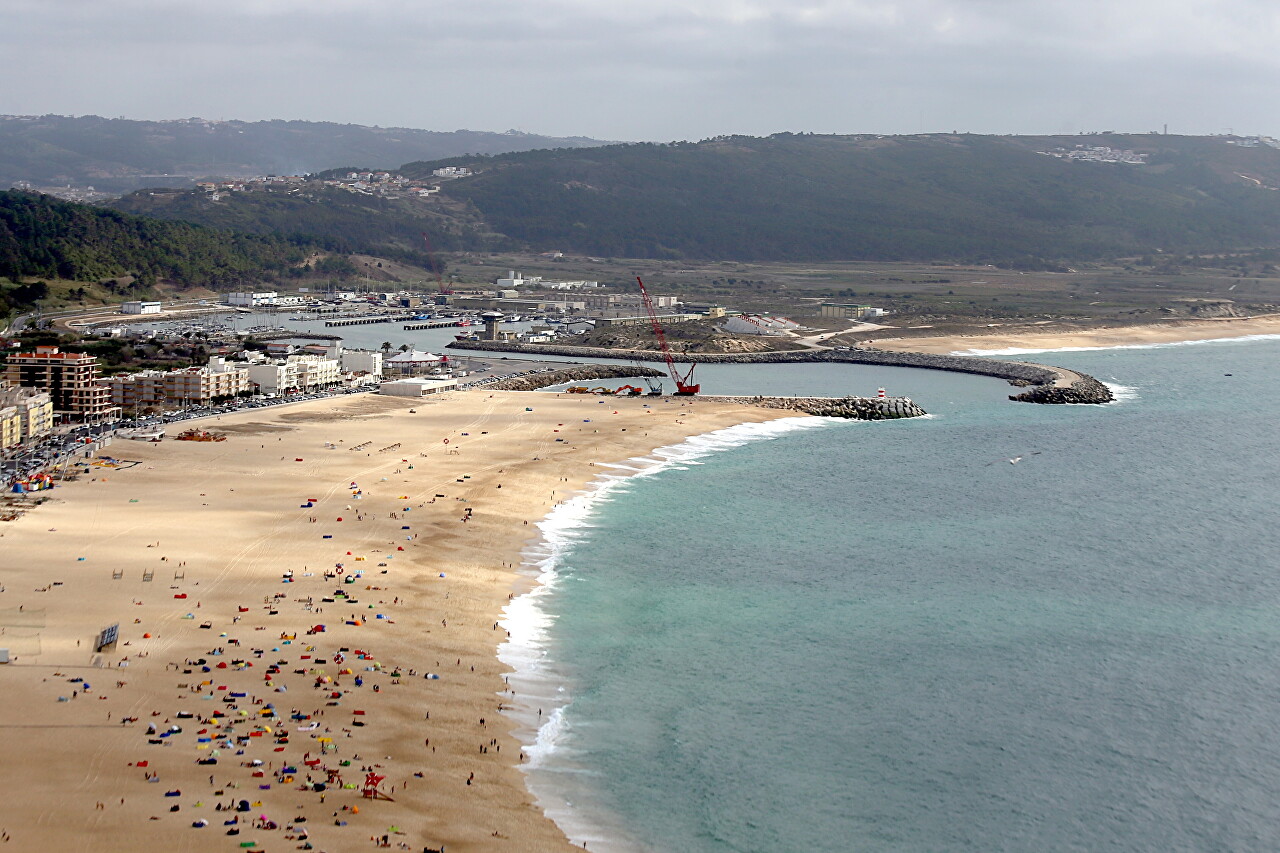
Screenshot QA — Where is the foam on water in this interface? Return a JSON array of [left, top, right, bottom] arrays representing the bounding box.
[[951, 332, 1280, 357], [1103, 379, 1140, 402], [496, 415, 844, 849]]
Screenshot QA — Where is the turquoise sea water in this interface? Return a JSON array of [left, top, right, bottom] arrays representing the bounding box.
[[502, 338, 1280, 852]]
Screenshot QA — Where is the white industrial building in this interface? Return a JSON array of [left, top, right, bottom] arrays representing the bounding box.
[[226, 291, 279, 307], [380, 377, 457, 396], [496, 271, 531, 289], [120, 301, 162, 315], [496, 270, 600, 290], [583, 293, 679, 310], [542, 280, 600, 290]]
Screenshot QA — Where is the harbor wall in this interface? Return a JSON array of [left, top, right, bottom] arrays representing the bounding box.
[[483, 366, 925, 420], [706, 395, 927, 420], [484, 364, 665, 391], [447, 341, 1114, 404]]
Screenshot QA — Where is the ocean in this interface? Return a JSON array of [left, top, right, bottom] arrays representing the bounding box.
[[501, 337, 1280, 852]]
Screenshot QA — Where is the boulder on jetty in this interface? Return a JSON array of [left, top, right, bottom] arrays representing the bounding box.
[[1009, 375, 1113, 404]]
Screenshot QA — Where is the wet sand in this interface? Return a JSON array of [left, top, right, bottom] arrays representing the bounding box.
[[0, 390, 788, 852]]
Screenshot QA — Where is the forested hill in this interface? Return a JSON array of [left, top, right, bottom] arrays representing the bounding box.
[[109, 133, 1280, 265], [0, 115, 610, 192], [400, 133, 1280, 264], [0, 190, 313, 288]]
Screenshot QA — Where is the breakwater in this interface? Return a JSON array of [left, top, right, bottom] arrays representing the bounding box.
[[447, 341, 1113, 404], [707, 395, 926, 420], [483, 366, 922, 419], [485, 364, 665, 391]]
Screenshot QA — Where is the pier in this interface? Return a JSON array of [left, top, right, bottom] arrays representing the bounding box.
[[324, 314, 415, 327], [403, 320, 467, 330]]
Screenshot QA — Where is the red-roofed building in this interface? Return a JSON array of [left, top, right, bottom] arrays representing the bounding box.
[[2, 346, 118, 422]]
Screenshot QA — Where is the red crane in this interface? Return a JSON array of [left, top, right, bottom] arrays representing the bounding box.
[[421, 232, 452, 294], [636, 276, 699, 395]]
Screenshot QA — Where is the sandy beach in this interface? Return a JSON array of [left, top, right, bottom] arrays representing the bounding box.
[[0, 390, 788, 853], [870, 315, 1280, 354]]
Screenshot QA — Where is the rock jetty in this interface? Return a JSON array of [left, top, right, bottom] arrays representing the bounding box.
[[477, 364, 924, 420], [449, 341, 1113, 404], [709, 395, 927, 420], [1008, 374, 1113, 404], [484, 364, 665, 391]]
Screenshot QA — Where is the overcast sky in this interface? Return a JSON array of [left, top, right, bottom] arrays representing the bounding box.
[[3, 0, 1276, 140]]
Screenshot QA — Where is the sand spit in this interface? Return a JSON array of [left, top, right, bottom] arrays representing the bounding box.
[[871, 315, 1280, 355]]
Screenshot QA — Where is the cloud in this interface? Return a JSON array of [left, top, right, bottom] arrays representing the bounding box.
[[1, 0, 1277, 139]]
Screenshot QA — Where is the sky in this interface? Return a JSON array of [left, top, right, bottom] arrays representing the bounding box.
[[3, 0, 1277, 141]]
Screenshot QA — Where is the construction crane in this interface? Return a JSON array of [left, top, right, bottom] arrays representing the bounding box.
[[421, 232, 452, 295], [636, 276, 699, 395]]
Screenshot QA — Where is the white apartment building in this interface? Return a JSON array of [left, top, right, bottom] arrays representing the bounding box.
[[244, 355, 340, 394], [341, 350, 383, 376], [105, 363, 252, 409], [0, 384, 55, 440], [0, 402, 19, 450], [295, 355, 340, 389]]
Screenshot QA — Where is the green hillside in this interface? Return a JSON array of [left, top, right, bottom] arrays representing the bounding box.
[[111, 184, 505, 260], [412, 133, 1280, 264], [0, 190, 314, 291], [114, 133, 1280, 265], [0, 115, 609, 192]]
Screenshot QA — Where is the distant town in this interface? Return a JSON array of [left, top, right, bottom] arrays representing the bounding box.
[[194, 168, 471, 201], [1037, 146, 1147, 164]]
